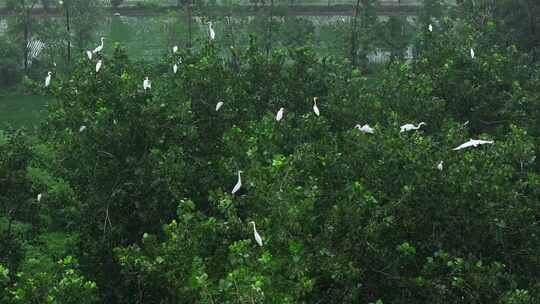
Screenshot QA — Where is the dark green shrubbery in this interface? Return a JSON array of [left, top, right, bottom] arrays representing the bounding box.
[[0, 38, 22, 88], [1, 15, 540, 303]]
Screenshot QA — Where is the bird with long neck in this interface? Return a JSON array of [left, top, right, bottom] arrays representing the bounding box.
[[355, 124, 374, 134], [231, 170, 243, 194], [45, 71, 52, 87], [313, 97, 320, 116], [207, 21, 215, 40], [249, 221, 263, 247], [400, 122, 426, 133], [93, 37, 105, 54]]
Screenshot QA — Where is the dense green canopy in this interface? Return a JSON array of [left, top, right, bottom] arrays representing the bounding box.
[[1, 1, 540, 303]]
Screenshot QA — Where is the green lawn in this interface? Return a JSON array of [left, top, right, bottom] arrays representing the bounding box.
[[0, 95, 50, 129]]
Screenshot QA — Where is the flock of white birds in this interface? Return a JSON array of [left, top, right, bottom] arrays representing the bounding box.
[[40, 23, 494, 247]]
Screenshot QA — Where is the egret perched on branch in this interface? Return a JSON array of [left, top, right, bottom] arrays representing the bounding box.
[[470, 48, 475, 59], [249, 221, 263, 247], [216, 101, 224, 111], [207, 21, 215, 40], [428, 24, 433, 32], [400, 122, 426, 133], [276, 108, 284, 122], [86, 50, 93, 60], [173, 63, 178, 74], [453, 139, 494, 151], [143, 77, 151, 91], [37, 193, 42, 202], [172, 45, 178, 53], [231, 170, 243, 194], [437, 161, 443, 171], [93, 37, 105, 54], [96, 60, 102, 73], [355, 124, 374, 134], [313, 97, 320, 116], [79, 125, 87, 132], [44, 71, 52, 87]]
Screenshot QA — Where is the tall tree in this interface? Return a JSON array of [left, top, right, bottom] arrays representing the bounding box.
[[456, 0, 540, 60], [62, 0, 103, 52], [350, 0, 377, 69], [62, 0, 72, 65]]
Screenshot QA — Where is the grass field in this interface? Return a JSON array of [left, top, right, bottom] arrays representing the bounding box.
[[0, 95, 50, 129]]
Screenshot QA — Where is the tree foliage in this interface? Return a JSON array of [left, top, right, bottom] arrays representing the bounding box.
[[1, 7, 540, 304]]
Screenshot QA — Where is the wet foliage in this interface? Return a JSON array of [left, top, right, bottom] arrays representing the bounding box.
[[1, 1, 540, 303]]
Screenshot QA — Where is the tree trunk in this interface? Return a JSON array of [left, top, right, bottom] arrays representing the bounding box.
[[350, 0, 361, 68], [65, 1, 71, 66], [24, 15, 29, 74], [266, 0, 274, 57], [227, 16, 239, 72], [524, 0, 538, 61], [187, 0, 192, 48]]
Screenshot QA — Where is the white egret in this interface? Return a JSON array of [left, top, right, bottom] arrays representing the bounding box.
[[400, 122, 426, 133], [96, 60, 102, 73], [208, 21, 215, 40], [276, 107, 284, 122], [93, 37, 105, 54], [173, 63, 178, 74], [453, 139, 494, 151], [79, 125, 87, 132], [249, 221, 263, 247], [231, 170, 243, 194], [216, 101, 224, 111], [173, 45, 178, 53], [143, 77, 151, 91], [428, 24, 433, 32], [470, 48, 475, 59], [45, 71, 52, 87], [437, 161, 443, 171], [86, 50, 93, 60], [355, 124, 374, 134], [37, 193, 42, 202], [313, 97, 320, 116]]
